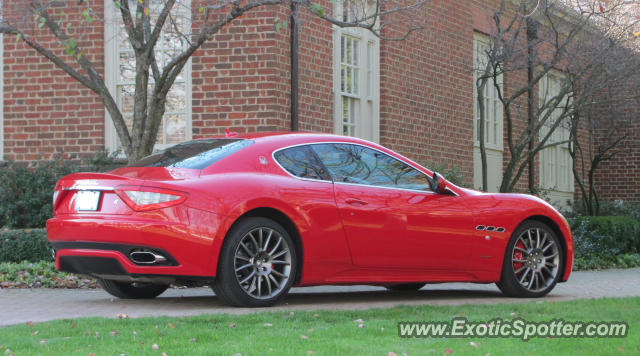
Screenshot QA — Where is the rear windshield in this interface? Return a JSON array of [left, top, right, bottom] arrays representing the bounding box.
[[128, 139, 253, 169]]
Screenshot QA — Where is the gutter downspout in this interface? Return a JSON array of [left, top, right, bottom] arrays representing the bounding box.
[[290, 3, 300, 131]]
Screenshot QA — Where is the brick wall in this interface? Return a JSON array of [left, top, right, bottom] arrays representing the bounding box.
[[2, 1, 106, 162], [379, 0, 475, 185], [295, 1, 334, 134], [190, 4, 291, 138], [593, 78, 640, 203]]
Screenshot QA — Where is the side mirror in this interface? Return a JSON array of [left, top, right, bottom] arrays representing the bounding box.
[[432, 172, 448, 194]]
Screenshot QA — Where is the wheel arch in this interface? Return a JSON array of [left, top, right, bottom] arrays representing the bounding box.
[[517, 215, 569, 281], [219, 207, 304, 284]]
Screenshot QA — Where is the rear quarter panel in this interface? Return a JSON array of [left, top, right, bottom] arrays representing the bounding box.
[[176, 171, 353, 285]]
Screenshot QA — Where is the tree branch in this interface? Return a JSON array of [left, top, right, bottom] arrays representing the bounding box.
[[37, 3, 133, 154], [146, 0, 176, 56], [0, 24, 97, 92]]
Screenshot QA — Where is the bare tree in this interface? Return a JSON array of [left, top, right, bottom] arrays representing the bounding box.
[[567, 0, 640, 215], [0, 0, 427, 163], [475, 0, 637, 193], [568, 85, 636, 215]]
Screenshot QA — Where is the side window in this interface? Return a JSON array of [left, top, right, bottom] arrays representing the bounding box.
[[312, 143, 433, 191], [274, 145, 331, 181]]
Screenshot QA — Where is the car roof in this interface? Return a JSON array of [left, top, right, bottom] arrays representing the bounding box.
[[201, 131, 376, 147]]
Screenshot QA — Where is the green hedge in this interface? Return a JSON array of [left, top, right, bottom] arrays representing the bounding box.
[[423, 160, 466, 187], [0, 229, 52, 263], [0, 154, 126, 229], [0, 161, 77, 229], [573, 253, 640, 270], [570, 215, 640, 257]]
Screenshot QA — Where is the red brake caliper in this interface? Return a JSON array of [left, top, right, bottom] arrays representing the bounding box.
[[513, 241, 524, 272]]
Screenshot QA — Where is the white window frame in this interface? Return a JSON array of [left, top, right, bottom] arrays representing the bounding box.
[[472, 32, 503, 192], [538, 70, 574, 193], [332, 0, 379, 143], [473, 32, 503, 151], [103, 0, 193, 154]]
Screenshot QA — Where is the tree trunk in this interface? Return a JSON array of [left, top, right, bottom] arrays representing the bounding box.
[[526, 17, 538, 194], [477, 77, 488, 191]]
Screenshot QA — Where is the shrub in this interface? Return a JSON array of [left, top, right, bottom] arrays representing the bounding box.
[[0, 260, 97, 288], [0, 152, 125, 229], [570, 216, 640, 257], [0, 161, 77, 229], [566, 200, 640, 221], [87, 150, 128, 173], [423, 161, 466, 187], [0, 229, 52, 263], [573, 253, 640, 270]]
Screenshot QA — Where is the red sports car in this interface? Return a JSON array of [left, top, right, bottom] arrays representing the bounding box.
[[47, 132, 573, 307]]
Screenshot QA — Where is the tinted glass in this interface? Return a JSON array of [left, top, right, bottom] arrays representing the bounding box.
[[312, 143, 433, 190], [274, 145, 331, 181], [128, 139, 253, 169]]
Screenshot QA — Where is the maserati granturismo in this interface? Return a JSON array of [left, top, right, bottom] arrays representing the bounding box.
[[47, 132, 573, 307]]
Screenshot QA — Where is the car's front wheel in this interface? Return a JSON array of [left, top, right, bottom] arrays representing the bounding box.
[[97, 279, 169, 299], [497, 220, 563, 298], [213, 217, 297, 307]]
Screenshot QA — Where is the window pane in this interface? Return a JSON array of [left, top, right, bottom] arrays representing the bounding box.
[[353, 39, 358, 64], [119, 51, 136, 84], [115, 0, 191, 147], [165, 114, 186, 144], [274, 146, 330, 181], [117, 85, 135, 113], [118, 22, 130, 52], [129, 139, 252, 169], [473, 35, 504, 148], [353, 68, 359, 94], [166, 83, 186, 112], [312, 144, 432, 190]]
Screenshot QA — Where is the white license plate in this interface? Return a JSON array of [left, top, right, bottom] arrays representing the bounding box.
[[75, 190, 101, 211]]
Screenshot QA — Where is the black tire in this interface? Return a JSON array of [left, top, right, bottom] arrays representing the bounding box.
[[213, 217, 298, 307], [97, 279, 169, 299], [385, 283, 426, 291], [497, 220, 563, 298]]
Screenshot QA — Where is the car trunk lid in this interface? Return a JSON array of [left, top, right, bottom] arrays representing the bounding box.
[[53, 170, 191, 216]]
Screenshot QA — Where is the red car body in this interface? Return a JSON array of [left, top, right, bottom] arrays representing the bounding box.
[[47, 132, 573, 293]]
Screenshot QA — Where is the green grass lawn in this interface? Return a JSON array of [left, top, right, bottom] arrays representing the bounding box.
[[1, 298, 639, 355]]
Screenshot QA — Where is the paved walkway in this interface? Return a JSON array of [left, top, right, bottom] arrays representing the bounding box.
[[1, 268, 639, 326]]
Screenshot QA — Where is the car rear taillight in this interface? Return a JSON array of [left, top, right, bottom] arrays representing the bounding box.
[[52, 188, 68, 211], [52, 190, 60, 206], [114, 186, 187, 211]]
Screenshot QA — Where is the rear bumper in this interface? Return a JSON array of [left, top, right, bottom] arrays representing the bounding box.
[[47, 208, 226, 278], [52, 242, 183, 280], [56, 253, 214, 284]]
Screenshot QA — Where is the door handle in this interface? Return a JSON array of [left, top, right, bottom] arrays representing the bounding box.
[[345, 198, 368, 206]]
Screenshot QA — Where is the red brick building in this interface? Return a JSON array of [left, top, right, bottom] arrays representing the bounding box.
[[1, 0, 638, 205]]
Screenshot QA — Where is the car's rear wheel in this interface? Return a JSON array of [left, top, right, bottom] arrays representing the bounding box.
[[213, 217, 297, 307], [497, 220, 563, 298], [385, 283, 426, 291], [97, 279, 169, 299]]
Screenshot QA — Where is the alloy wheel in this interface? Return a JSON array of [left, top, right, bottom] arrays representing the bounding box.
[[233, 227, 292, 299], [511, 227, 560, 293]]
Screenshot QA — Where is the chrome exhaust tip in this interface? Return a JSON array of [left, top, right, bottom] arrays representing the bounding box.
[[129, 251, 168, 264]]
